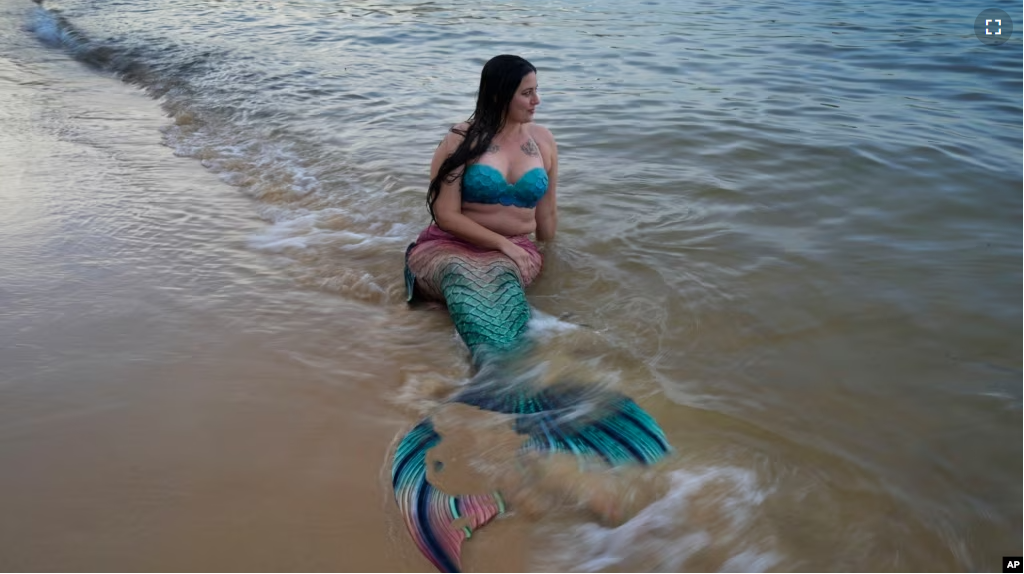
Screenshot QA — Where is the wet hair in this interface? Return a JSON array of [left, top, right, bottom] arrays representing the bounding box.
[[427, 55, 537, 224]]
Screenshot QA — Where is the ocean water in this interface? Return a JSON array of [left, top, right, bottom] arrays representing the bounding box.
[[1, 0, 1020, 570]]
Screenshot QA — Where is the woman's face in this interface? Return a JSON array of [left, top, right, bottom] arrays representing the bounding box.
[[507, 72, 540, 124]]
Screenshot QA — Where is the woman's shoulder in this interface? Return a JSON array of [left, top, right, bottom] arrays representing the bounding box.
[[437, 122, 470, 154], [447, 121, 471, 142], [528, 124, 557, 168], [529, 123, 556, 147]]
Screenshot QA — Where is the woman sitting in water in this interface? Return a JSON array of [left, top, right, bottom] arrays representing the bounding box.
[[405, 54, 557, 307], [393, 55, 670, 574]]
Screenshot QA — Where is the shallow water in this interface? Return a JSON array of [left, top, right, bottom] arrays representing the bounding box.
[[1, 0, 1020, 570]]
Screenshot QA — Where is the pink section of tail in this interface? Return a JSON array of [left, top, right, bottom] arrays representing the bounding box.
[[425, 491, 504, 572], [406, 224, 542, 302]]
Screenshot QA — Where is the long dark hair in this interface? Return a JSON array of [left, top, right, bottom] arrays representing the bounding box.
[[427, 55, 537, 224]]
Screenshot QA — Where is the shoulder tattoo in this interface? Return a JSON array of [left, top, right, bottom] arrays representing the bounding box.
[[520, 139, 540, 158], [486, 143, 500, 154]]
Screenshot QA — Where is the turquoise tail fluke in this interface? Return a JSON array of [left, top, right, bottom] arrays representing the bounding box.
[[391, 420, 506, 573]]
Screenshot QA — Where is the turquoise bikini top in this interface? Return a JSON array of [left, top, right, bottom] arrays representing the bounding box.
[[462, 163, 548, 208]]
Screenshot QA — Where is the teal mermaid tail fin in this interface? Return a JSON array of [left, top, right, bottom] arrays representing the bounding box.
[[454, 380, 672, 466], [450, 350, 671, 467], [391, 420, 506, 573], [391, 385, 670, 573]]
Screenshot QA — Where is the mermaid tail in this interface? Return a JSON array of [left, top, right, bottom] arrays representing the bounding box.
[[393, 226, 672, 572]]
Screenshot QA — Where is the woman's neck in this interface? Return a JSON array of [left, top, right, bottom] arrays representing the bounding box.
[[496, 120, 529, 140]]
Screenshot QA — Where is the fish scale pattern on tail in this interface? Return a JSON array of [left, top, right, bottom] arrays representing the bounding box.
[[439, 259, 530, 355]]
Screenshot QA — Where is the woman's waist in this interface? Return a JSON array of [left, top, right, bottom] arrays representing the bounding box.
[[460, 204, 536, 237], [416, 223, 535, 248]]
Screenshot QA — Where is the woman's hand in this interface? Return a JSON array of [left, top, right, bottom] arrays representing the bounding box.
[[500, 241, 533, 277]]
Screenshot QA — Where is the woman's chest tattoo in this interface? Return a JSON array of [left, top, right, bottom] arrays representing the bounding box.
[[520, 139, 540, 158]]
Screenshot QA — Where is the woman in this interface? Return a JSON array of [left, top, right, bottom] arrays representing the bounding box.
[[405, 54, 558, 314]]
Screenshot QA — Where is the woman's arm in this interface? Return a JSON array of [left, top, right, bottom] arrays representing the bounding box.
[[534, 126, 558, 242]]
